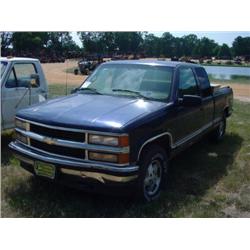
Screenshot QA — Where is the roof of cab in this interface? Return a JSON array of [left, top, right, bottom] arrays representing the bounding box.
[[104, 59, 201, 68], [0, 57, 39, 62]]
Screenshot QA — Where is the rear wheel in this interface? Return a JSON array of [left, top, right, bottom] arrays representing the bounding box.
[[136, 145, 168, 202]]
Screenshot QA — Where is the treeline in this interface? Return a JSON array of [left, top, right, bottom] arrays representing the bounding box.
[[1, 32, 82, 61], [1, 32, 250, 61], [78, 32, 250, 59]]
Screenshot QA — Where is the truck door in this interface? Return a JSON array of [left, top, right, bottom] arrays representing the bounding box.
[[172, 66, 203, 145], [194, 67, 214, 127], [1, 63, 39, 129]]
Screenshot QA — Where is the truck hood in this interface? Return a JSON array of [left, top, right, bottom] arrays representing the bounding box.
[[17, 93, 168, 132]]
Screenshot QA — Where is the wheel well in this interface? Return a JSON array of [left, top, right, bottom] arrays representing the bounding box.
[[224, 106, 229, 117], [138, 134, 172, 162]]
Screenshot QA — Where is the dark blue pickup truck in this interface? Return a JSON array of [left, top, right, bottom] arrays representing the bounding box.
[[10, 60, 233, 201]]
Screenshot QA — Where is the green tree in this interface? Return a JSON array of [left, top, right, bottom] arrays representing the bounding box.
[[217, 43, 232, 59], [143, 33, 161, 57], [114, 32, 143, 54], [232, 36, 250, 56], [12, 32, 49, 53], [78, 32, 101, 54], [161, 32, 175, 57], [181, 34, 199, 56], [193, 37, 218, 58], [99, 32, 116, 53], [47, 32, 73, 53]]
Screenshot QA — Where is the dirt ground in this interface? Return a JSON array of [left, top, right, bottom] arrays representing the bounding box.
[[42, 60, 250, 101], [41, 60, 86, 85], [219, 83, 250, 102]]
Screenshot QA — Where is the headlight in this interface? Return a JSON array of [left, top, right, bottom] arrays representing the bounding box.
[[15, 132, 28, 144], [89, 152, 129, 164], [88, 134, 129, 147], [15, 118, 29, 131]]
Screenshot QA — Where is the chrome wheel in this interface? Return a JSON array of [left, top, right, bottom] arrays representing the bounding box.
[[143, 158, 162, 197]]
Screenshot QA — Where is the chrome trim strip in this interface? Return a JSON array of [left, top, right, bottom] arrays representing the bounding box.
[[14, 140, 130, 167], [213, 117, 222, 124], [60, 168, 138, 183], [137, 132, 173, 161], [16, 128, 129, 153], [173, 121, 213, 148], [9, 142, 139, 173], [137, 119, 221, 161], [16, 117, 128, 136]]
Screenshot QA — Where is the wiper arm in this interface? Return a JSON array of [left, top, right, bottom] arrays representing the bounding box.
[[78, 87, 102, 95], [112, 89, 150, 100]]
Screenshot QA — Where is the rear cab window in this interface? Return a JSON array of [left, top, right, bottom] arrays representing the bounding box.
[[5, 63, 39, 88], [194, 67, 211, 97], [177, 67, 200, 97]]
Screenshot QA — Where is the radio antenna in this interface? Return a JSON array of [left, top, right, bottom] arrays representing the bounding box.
[[65, 58, 68, 95]]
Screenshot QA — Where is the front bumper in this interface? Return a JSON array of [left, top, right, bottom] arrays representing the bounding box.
[[9, 141, 139, 186]]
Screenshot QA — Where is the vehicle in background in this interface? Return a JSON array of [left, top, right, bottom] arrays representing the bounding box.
[[10, 60, 233, 201], [77, 56, 104, 75], [1, 57, 48, 130]]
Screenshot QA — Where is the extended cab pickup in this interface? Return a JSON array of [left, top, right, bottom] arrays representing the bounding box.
[[9, 60, 233, 201], [1, 57, 48, 130]]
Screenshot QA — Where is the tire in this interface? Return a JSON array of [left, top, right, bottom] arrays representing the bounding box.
[[136, 144, 168, 202], [211, 114, 226, 142]]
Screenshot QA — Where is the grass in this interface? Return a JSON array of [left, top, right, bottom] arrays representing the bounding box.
[[1, 87, 250, 217], [48, 83, 79, 99]]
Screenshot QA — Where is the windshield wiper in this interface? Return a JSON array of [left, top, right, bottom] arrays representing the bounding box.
[[78, 87, 102, 95], [112, 89, 151, 100]]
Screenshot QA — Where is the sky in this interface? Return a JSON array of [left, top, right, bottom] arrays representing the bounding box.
[[72, 31, 250, 47]]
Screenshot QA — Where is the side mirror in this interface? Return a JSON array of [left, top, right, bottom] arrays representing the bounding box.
[[30, 73, 39, 87], [179, 95, 202, 107], [71, 87, 79, 94]]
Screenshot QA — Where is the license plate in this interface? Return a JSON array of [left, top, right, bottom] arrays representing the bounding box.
[[34, 161, 55, 179]]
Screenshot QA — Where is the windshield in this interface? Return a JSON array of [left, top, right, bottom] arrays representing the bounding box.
[[80, 63, 173, 101], [1, 61, 8, 77]]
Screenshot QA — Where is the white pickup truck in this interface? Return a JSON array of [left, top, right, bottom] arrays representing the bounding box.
[[1, 57, 48, 130]]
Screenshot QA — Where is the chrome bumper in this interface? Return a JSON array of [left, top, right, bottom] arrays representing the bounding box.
[[9, 141, 139, 183]]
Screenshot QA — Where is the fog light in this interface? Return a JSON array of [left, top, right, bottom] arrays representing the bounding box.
[[89, 152, 118, 163], [89, 151, 129, 164]]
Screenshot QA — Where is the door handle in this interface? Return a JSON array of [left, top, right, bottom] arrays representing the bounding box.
[[38, 90, 47, 94]]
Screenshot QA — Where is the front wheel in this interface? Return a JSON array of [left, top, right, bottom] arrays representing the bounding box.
[[136, 145, 168, 202]]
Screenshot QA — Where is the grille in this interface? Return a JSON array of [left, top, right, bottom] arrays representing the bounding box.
[[30, 123, 85, 142], [30, 139, 85, 159]]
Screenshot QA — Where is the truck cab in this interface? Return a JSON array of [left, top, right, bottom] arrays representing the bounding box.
[[1, 57, 48, 130]]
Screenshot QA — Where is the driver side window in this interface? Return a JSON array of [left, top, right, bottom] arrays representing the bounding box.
[[6, 69, 17, 88], [5, 63, 39, 88], [178, 67, 199, 97]]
